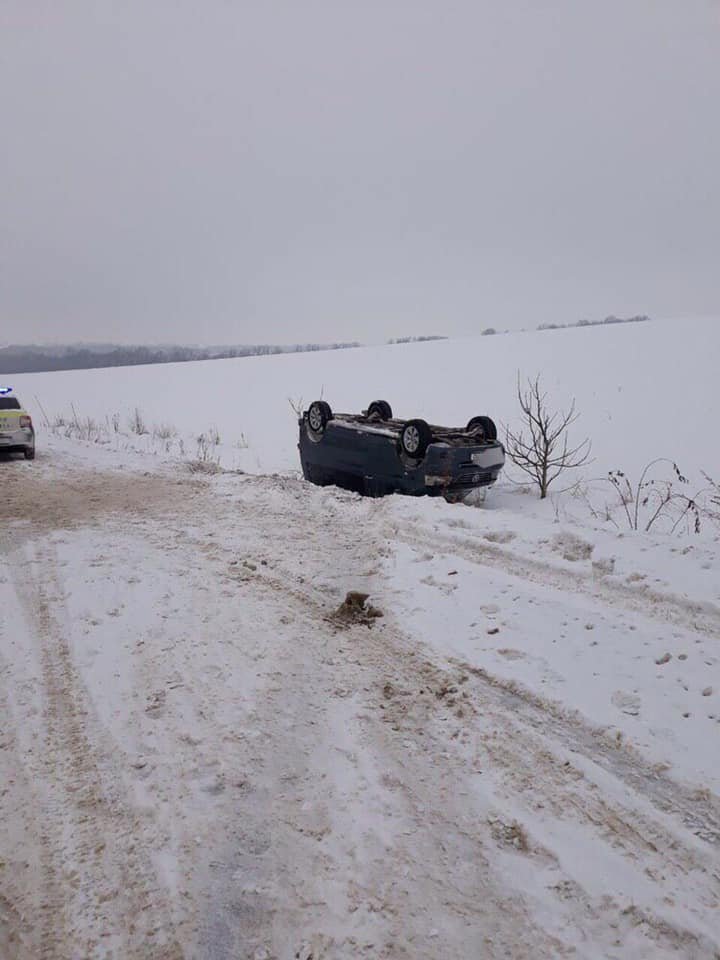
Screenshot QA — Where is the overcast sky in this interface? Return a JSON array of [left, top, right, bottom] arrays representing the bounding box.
[[1, 2, 719, 345]]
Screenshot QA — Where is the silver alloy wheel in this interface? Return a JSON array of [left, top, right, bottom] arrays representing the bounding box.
[[403, 424, 420, 454], [308, 405, 323, 431]]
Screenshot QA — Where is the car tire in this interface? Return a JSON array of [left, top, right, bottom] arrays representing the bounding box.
[[367, 400, 393, 421], [466, 415, 497, 441], [24, 445, 35, 460], [307, 400, 333, 435], [400, 419, 432, 458]]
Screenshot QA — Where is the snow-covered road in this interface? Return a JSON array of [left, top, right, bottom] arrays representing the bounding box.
[[1, 440, 719, 959]]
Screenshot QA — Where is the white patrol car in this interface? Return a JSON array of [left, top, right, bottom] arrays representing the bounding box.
[[0, 387, 35, 460]]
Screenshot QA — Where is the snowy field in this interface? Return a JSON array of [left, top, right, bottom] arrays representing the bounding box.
[[11, 317, 720, 480], [2, 318, 720, 959]]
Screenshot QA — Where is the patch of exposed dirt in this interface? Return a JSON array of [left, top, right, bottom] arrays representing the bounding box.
[[330, 590, 384, 627]]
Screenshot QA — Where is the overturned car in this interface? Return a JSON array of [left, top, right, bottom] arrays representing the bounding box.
[[299, 400, 505, 501]]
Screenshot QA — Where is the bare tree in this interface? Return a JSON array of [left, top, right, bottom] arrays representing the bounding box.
[[505, 375, 592, 499]]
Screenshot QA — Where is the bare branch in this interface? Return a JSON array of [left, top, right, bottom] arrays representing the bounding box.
[[504, 374, 592, 499]]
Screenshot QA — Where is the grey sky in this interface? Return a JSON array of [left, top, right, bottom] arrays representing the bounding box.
[[2, 2, 719, 345]]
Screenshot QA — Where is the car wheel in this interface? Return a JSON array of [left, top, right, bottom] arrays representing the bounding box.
[[400, 419, 432, 458], [367, 400, 393, 421], [466, 415, 497, 441], [24, 444, 35, 460], [307, 400, 333, 435]]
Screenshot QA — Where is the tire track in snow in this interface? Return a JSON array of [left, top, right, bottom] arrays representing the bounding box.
[[392, 523, 720, 641], [191, 484, 720, 854], [181, 520, 572, 958], [0, 675, 38, 960], [7, 539, 186, 960], [191, 506, 720, 955], [3, 447, 720, 958], [364, 634, 720, 955], [157, 484, 577, 957], [453, 659, 720, 847], [223, 537, 720, 826]]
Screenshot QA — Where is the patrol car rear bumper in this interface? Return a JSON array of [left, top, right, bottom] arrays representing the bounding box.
[[0, 428, 34, 452]]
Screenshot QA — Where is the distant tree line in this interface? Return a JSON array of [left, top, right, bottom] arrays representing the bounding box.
[[0, 341, 362, 375], [0, 316, 651, 374], [387, 335, 448, 344], [478, 315, 650, 336], [537, 315, 650, 331]]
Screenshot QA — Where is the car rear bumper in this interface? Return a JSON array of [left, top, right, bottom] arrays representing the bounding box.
[[0, 428, 34, 452], [410, 445, 504, 496]]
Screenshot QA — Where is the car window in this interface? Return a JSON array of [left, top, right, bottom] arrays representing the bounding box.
[[0, 398, 21, 410]]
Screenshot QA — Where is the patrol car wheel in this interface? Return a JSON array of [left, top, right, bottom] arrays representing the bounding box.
[[24, 445, 35, 460], [466, 415, 497, 441], [367, 400, 393, 421], [307, 400, 332, 435], [400, 419, 432, 458]]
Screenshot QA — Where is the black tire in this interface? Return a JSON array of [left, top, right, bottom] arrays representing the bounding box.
[[466, 415, 497, 441], [307, 400, 333, 434], [24, 445, 35, 460], [400, 419, 432, 458], [367, 400, 393, 421]]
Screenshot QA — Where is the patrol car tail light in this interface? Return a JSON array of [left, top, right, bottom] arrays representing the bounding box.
[[20, 415, 32, 428]]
